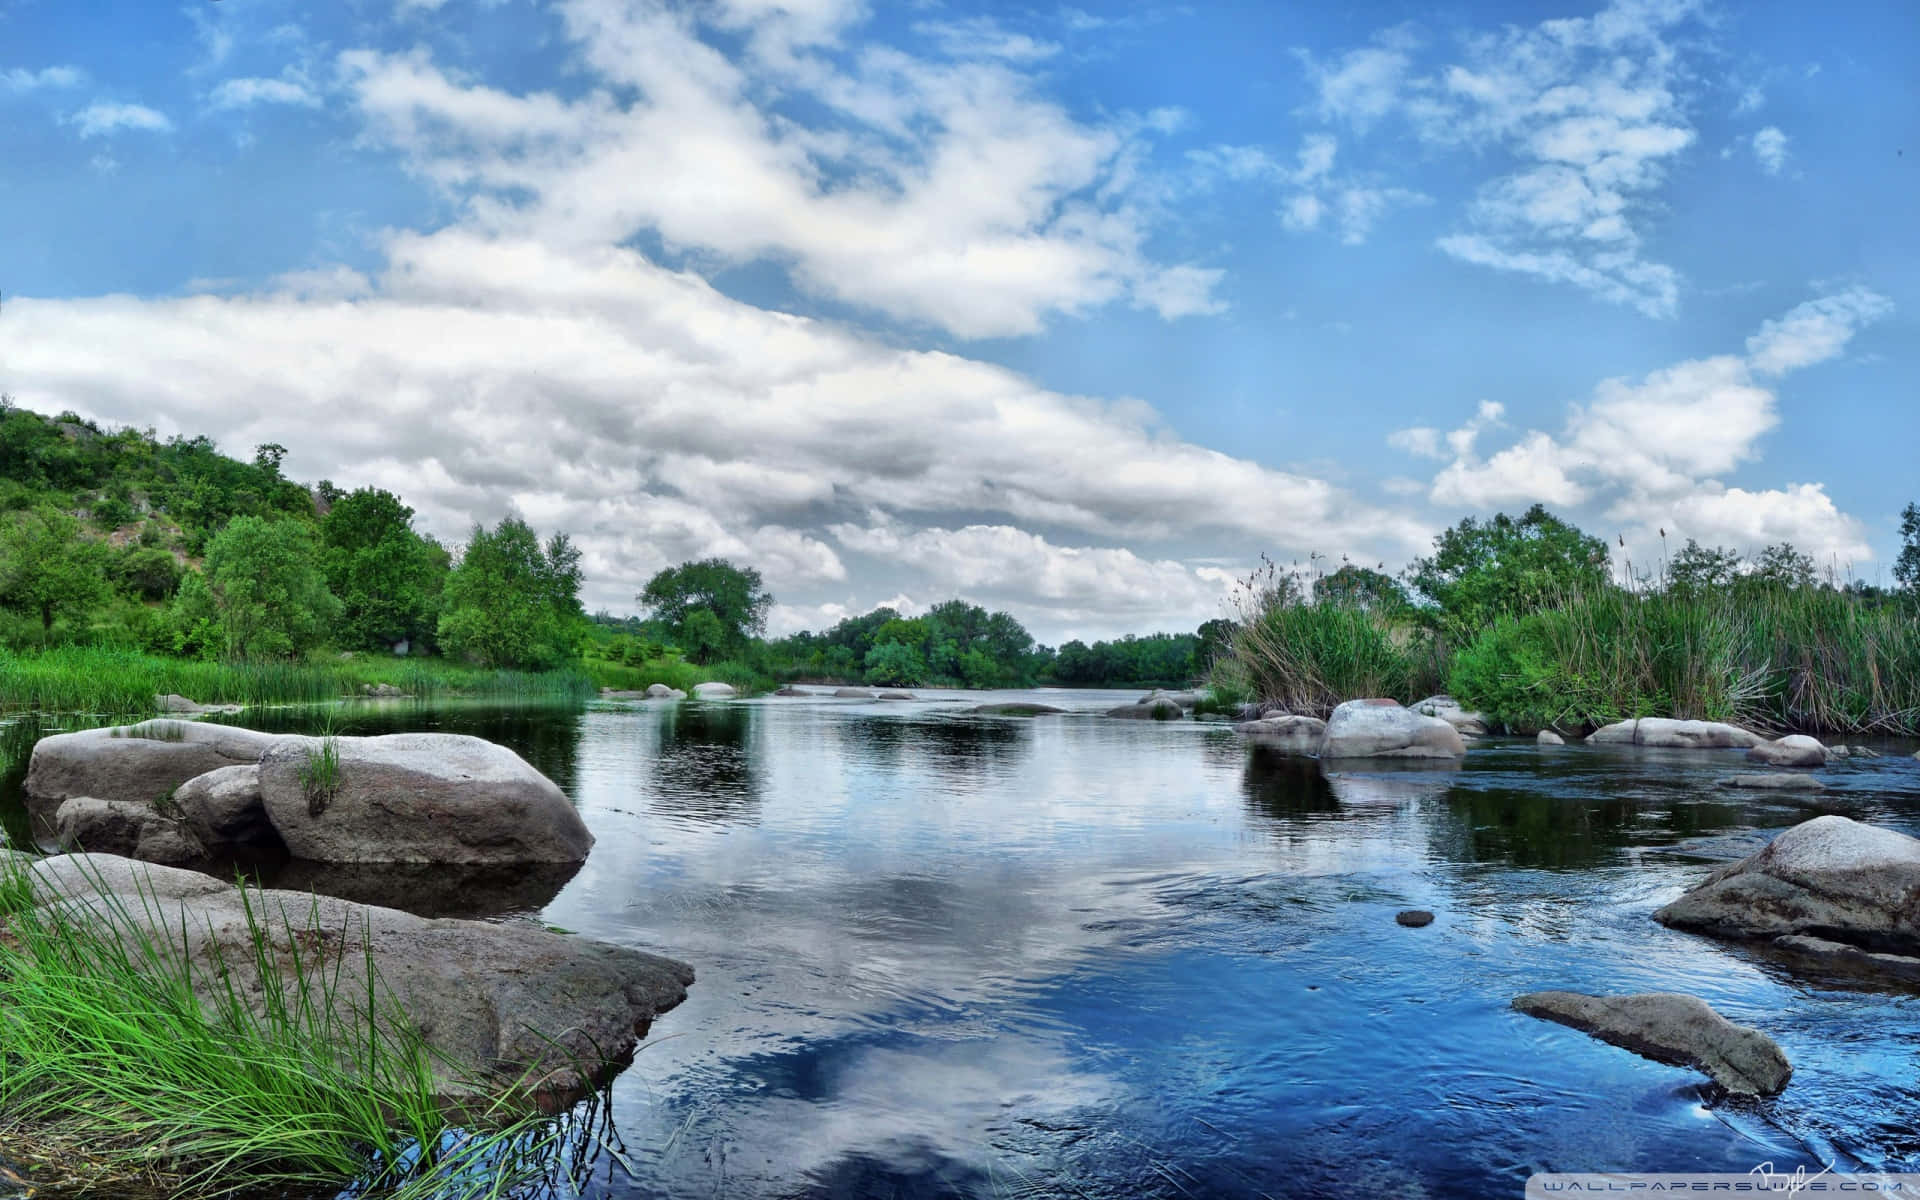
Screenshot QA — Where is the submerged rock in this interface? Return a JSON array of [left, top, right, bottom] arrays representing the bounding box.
[[1537, 730, 1565, 746], [5, 852, 692, 1109], [1717, 773, 1828, 793], [1586, 718, 1764, 749], [1748, 735, 1829, 768], [1395, 910, 1435, 928], [773, 686, 810, 697], [971, 702, 1065, 716], [1772, 935, 1920, 983], [27, 722, 283, 810], [1655, 815, 1920, 952], [876, 691, 917, 701], [691, 682, 736, 699], [1233, 714, 1326, 756], [1512, 990, 1790, 1096], [1411, 696, 1490, 737], [259, 733, 593, 865], [1106, 698, 1185, 721], [1320, 699, 1465, 760], [833, 688, 877, 700]]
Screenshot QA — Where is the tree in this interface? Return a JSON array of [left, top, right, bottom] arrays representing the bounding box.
[[182, 515, 340, 659], [437, 516, 585, 670], [863, 640, 924, 686], [1313, 562, 1409, 610], [1665, 539, 1742, 592], [0, 506, 109, 634], [320, 487, 448, 650], [1895, 503, 1920, 595], [638, 559, 771, 662], [1407, 504, 1610, 634], [1749, 542, 1816, 589]]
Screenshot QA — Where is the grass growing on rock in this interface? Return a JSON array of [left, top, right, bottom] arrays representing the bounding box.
[[0, 854, 602, 1198]]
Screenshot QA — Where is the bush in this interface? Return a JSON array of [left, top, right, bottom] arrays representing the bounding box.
[[1214, 594, 1443, 718]]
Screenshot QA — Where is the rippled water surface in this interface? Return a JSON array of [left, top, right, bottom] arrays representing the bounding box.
[[11, 692, 1920, 1198]]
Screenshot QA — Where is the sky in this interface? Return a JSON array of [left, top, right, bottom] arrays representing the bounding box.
[[0, 0, 1913, 645]]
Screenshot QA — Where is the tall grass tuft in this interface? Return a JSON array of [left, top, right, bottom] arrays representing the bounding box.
[[1214, 595, 1443, 718], [0, 854, 604, 1198]]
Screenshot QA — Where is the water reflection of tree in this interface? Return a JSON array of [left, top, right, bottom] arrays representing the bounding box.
[[1426, 784, 1757, 869], [650, 702, 762, 824], [1240, 747, 1340, 822], [836, 714, 1033, 794]]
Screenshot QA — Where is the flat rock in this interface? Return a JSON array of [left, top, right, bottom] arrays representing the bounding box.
[[1512, 991, 1791, 1096], [1772, 934, 1920, 982], [259, 733, 593, 865], [834, 688, 876, 700], [1537, 730, 1566, 745], [1717, 773, 1828, 793], [1411, 695, 1490, 737], [1586, 718, 1764, 749], [1748, 735, 1829, 768], [971, 702, 1065, 716], [53, 798, 206, 866], [1395, 910, 1435, 928], [1138, 689, 1205, 710], [7, 852, 692, 1109], [1233, 714, 1327, 756], [27, 722, 286, 809], [1106, 698, 1185, 721], [876, 691, 917, 701], [1320, 699, 1465, 760], [1655, 815, 1920, 953], [173, 764, 279, 850], [155, 693, 242, 715]]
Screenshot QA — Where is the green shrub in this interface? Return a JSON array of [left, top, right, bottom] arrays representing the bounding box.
[[1214, 595, 1443, 718]]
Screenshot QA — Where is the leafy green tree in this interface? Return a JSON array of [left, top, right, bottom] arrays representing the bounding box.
[[1313, 562, 1409, 611], [111, 544, 183, 601], [863, 640, 924, 686], [1195, 619, 1235, 673], [320, 488, 448, 650], [1748, 542, 1816, 589], [1665, 539, 1742, 592], [638, 559, 772, 662], [437, 516, 585, 670], [1407, 504, 1610, 635], [183, 516, 340, 659], [0, 506, 109, 635], [679, 609, 729, 664], [1894, 503, 1920, 594]]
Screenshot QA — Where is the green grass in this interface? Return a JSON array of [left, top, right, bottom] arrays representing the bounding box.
[[0, 853, 600, 1198], [1212, 597, 1444, 718], [0, 646, 597, 715], [1447, 585, 1920, 735], [583, 653, 770, 696]]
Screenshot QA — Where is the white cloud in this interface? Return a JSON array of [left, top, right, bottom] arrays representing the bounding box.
[[1751, 126, 1788, 175], [913, 17, 1059, 62], [70, 101, 173, 138], [1410, 290, 1890, 564], [0, 229, 1425, 633], [2, 65, 83, 92], [337, 0, 1218, 340], [1303, 0, 1704, 317], [210, 75, 320, 110]]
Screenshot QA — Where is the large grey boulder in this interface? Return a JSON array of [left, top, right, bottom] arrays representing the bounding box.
[[1139, 689, 1206, 710], [876, 691, 917, 701], [173, 764, 279, 850], [54, 798, 206, 866], [1747, 735, 1829, 768], [1233, 714, 1327, 756], [1586, 718, 1764, 749], [1106, 698, 1185, 721], [1320, 699, 1465, 760], [259, 733, 593, 865], [7, 852, 691, 1108], [27, 722, 285, 809], [645, 683, 687, 699], [1537, 730, 1565, 746], [1411, 695, 1490, 737], [691, 682, 736, 699], [1772, 934, 1920, 983], [1513, 991, 1790, 1096], [1655, 816, 1920, 952]]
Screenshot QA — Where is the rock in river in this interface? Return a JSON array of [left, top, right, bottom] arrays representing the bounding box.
[[834, 688, 877, 699], [173, 763, 279, 850], [27, 721, 282, 809], [971, 702, 1065, 716], [54, 798, 205, 866], [4, 851, 692, 1108], [1411, 695, 1490, 737], [259, 733, 593, 865], [1537, 730, 1565, 745], [1747, 735, 1829, 768], [1586, 718, 1764, 749], [1717, 773, 1828, 793], [1106, 698, 1185, 721], [1320, 699, 1465, 760], [1233, 714, 1326, 756], [1513, 991, 1791, 1096], [1655, 815, 1920, 952], [691, 682, 736, 699]]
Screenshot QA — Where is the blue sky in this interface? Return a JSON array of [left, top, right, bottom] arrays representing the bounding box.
[[0, 0, 1913, 642]]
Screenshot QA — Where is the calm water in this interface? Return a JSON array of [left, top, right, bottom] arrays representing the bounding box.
[[8, 693, 1920, 1198]]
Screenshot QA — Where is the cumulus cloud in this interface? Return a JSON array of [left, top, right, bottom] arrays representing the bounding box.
[[1191, 131, 1427, 246], [2, 65, 84, 92], [209, 74, 321, 110], [1392, 290, 1890, 564], [1299, 0, 1705, 316], [336, 0, 1219, 339], [0, 228, 1423, 634], [70, 101, 173, 137], [1751, 126, 1788, 175]]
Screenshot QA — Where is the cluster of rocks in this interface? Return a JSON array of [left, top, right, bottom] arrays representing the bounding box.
[[28, 721, 595, 869], [1233, 698, 1467, 760], [600, 681, 740, 701]]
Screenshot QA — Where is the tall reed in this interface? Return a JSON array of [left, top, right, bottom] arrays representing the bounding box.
[[1214, 596, 1443, 718]]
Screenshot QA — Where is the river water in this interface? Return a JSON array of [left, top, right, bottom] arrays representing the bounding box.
[[7, 691, 1920, 1198]]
